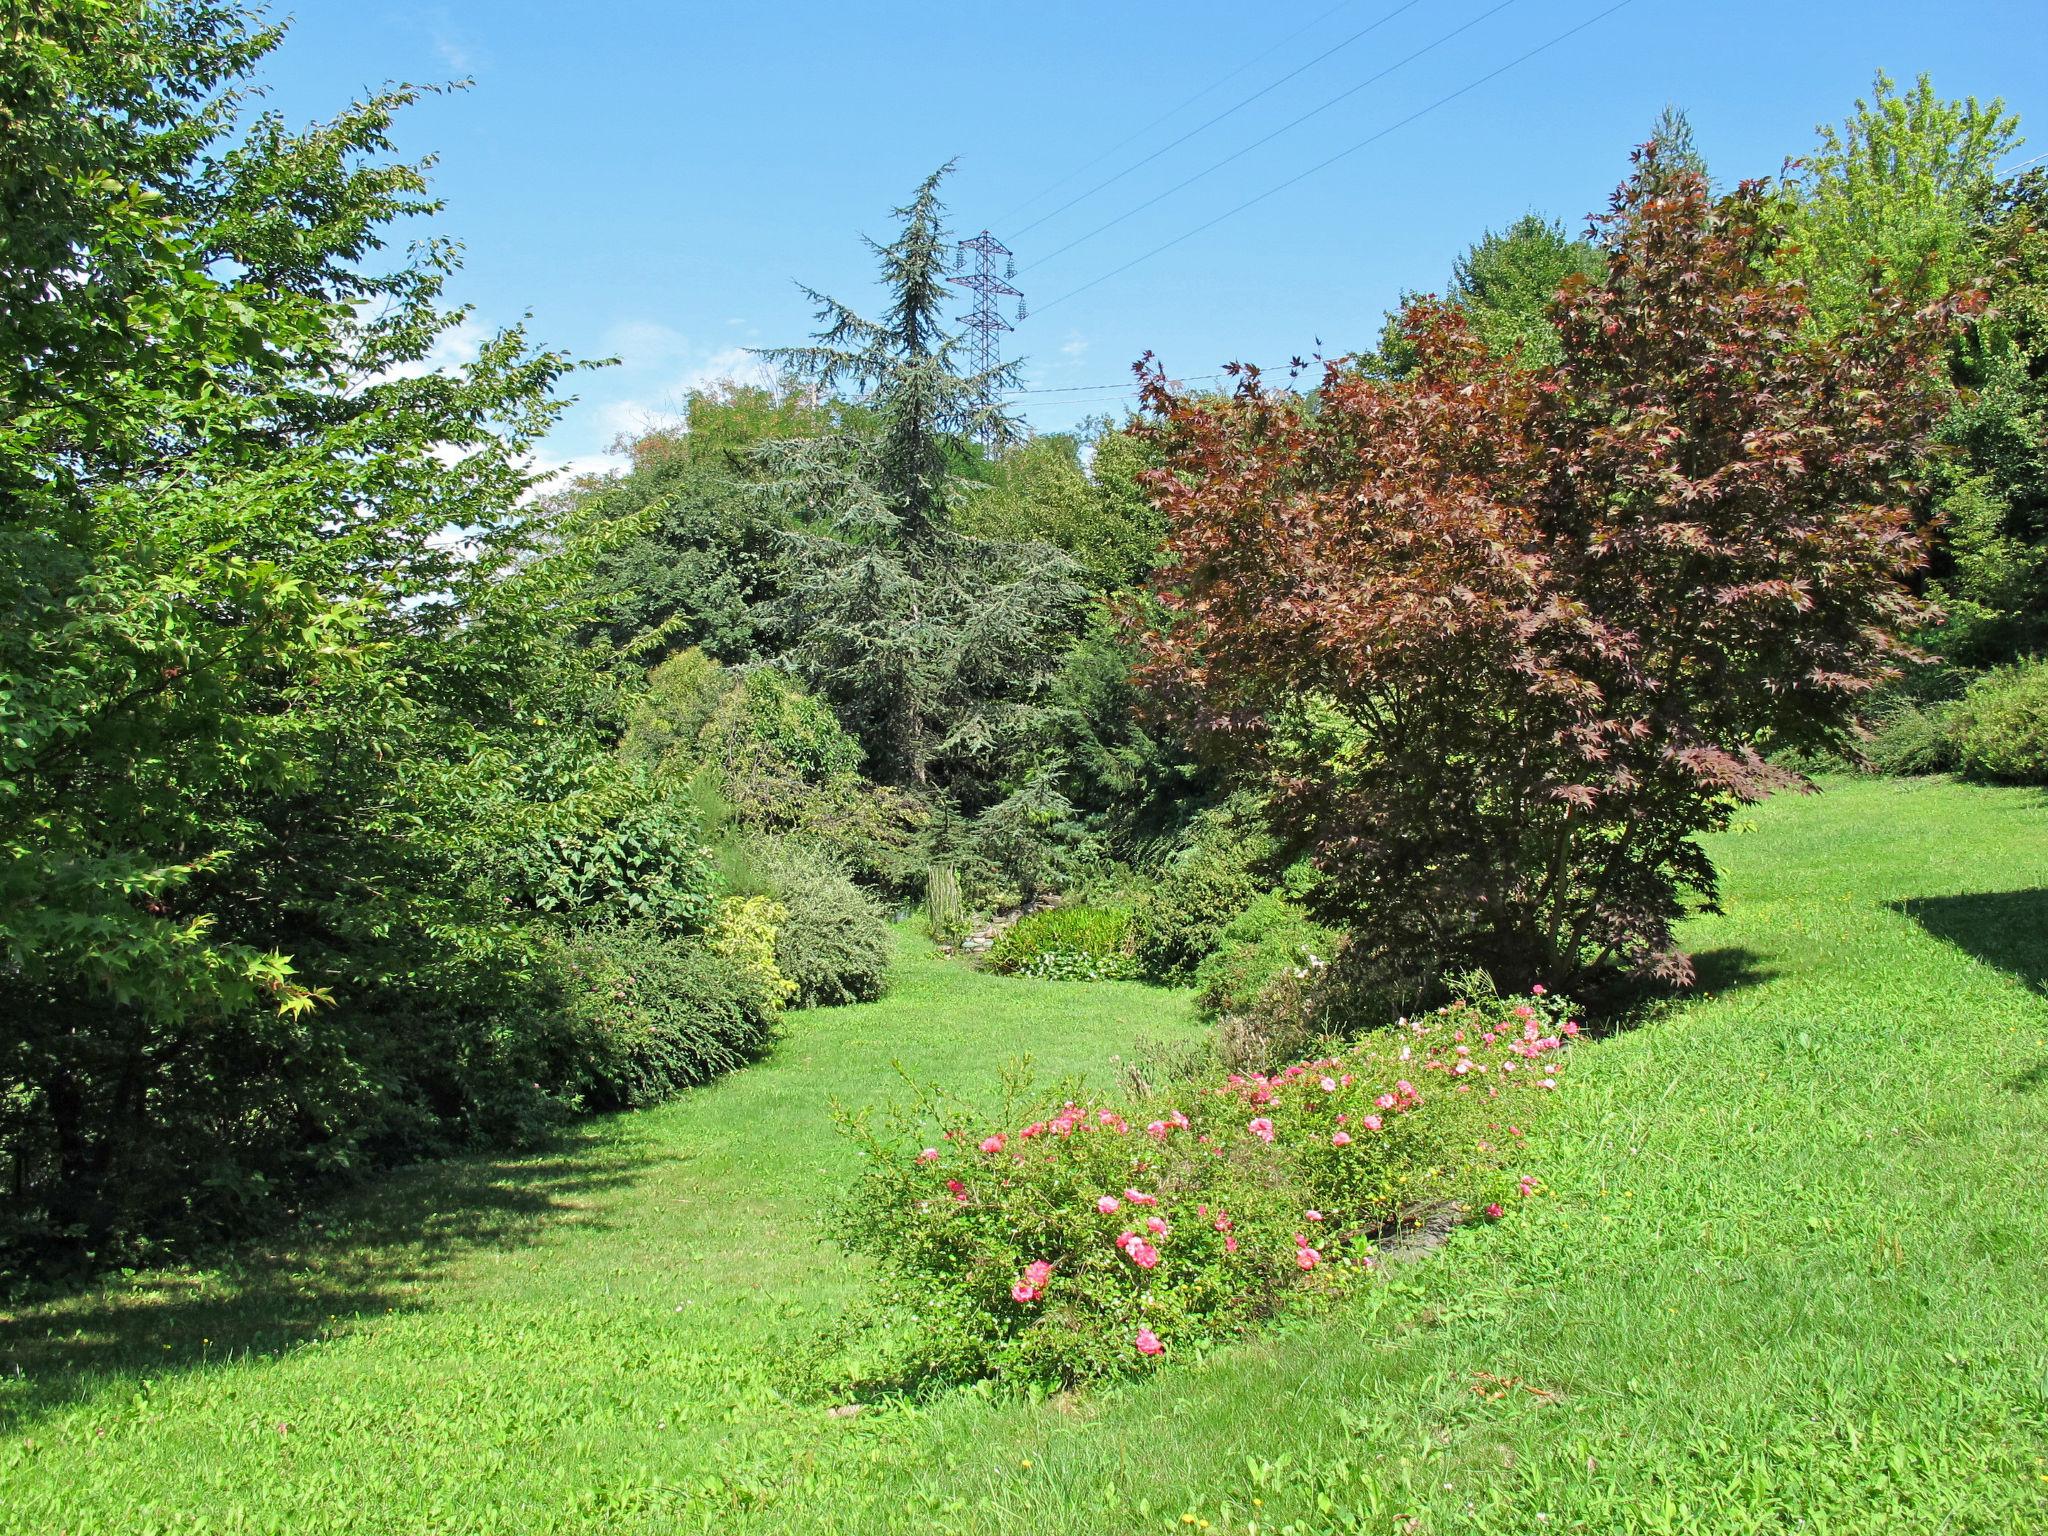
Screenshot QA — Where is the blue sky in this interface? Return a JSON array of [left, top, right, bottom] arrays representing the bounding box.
[[257, 1, 2047, 477]]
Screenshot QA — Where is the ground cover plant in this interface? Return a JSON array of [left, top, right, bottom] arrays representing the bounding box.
[[6, 780, 2046, 1536], [985, 903, 1139, 979]]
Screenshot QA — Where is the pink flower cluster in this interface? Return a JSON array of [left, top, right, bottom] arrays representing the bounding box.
[[1011, 1259, 1054, 1303]]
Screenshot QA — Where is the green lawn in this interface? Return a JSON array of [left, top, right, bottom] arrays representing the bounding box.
[[6, 776, 2048, 1534]]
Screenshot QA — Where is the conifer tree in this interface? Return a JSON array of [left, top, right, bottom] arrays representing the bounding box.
[[754, 167, 1084, 792]]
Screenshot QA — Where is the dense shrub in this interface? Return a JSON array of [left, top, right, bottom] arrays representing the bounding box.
[[1951, 658, 2048, 783], [551, 922, 782, 1112], [987, 905, 1138, 981], [839, 989, 1575, 1386], [1860, 696, 1962, 776], [969, 768, 1098, 906], [1193, 894, 1340, 1022], [492, 762, 716, 934], [733, 837, 894, 1007], [1130, 800, 1279, 982]]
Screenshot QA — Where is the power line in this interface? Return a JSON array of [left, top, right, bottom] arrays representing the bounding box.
[[991, 0, 1362, 230], [1005, 374, 1225, 396], [1022, 0, 1521, 277], [1007, 0, 1430, 241], [1035, 0, 1638, 317]]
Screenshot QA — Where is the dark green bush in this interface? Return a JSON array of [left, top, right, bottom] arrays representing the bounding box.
[[550, 923, 780, 1111], [1193, 894, 1340, 1021], [730, 836, 893, 1007], [1130, 800, 1279, 982], [1861, 696, 1961, 775], [494, 761, 715, 935], [1951, 658, 2048, 783], [987, 904, 1137, 980]]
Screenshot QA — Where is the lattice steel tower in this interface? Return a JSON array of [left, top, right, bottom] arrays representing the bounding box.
[[953, 230, 1023, 449]]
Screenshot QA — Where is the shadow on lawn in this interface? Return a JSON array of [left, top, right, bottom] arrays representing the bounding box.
[[0, 1127, 659, 1430], [1575, 945, 1778, 1035], [1894, 887, 2048, 994]]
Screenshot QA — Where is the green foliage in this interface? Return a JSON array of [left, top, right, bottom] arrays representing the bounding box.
[[1950, 658, 2048, 783], [0, 1, 647, 1261], [756, 166, 1087, 791], [924, 864, 966, 944], [986, 905, 1137, 981], [702, 665, 867, 785], [1130, 800, 1281, 983], [838, 988, 1573, 1387], [1192, 894, 1340, 1022], [969, 766, 1097, 904], [550, 923, 781, 1112], [1377, 213, 1603, 371], [617, 649, 729, 773], [492, 761, 716, 934], [955, 429, 1166, 588], [1040, 610, 1213, 850], [728, 836, 893, 1007], [1778, 71, 2019, 335]]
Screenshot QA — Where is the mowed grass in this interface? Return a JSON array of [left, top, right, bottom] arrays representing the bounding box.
[[0, 947, 1202, 1532], [6, 776, 2048, 1533]]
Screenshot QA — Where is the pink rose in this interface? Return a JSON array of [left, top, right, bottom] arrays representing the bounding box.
[[1145, 1215, 1168, 1236], [1361, 1114, 1382, 1132], [1096, 1195, 1120, 1215], [1133, 1328, 1164, 1356], [917, 1147, 939, 1163], [1295, 1245, 1321, 1271], [1248, 1117, 1275, 1144], [978, 1134, 1005, 1155], [1011, 1281, 1040, 1303], [1331, 1130, 1352, 1147]]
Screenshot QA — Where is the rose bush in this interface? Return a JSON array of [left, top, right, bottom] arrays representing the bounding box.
[[838, 988, 1575, 1386]]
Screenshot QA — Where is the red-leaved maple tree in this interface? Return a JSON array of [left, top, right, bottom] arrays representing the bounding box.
[[1137, 149, 1966, 988]]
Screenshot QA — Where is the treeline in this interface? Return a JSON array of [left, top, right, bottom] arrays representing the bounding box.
[[4, 0, 2042, 1280]]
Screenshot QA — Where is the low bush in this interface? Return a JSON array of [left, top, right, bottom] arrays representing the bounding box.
[[839, 988, 1575, 1387], [733, 836, 894, 1007], [1129, 799, 1279, 982], [1950, 657, 2048, 784], [551, 922, 782, 1112], [1193, 893, 1340, 1021], [987, 905, 1138, 981]]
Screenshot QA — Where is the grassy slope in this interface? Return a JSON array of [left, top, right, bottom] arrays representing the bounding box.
[[0, 947, 1202, 1533], [6, 777, 2048, 1533]]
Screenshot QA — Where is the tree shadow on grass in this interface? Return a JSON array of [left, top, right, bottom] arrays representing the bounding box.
[[1573, 945, 1779, 1037], [0, 1125, 662, 1431], [1895, 888, 2048, 1095], [1894, 888, 2048, 995]]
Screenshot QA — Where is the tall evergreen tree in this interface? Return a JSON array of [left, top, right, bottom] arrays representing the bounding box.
[[753, 167, 1084, 792]]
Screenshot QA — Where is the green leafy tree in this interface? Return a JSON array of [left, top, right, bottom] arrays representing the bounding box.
[[0, 2, 618, 1258], [1778, 72, 2019, 334], [1377, 213, 1603, 371]]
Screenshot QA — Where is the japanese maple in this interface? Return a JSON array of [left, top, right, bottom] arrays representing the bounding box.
[[1138, 148, 1966, 988]]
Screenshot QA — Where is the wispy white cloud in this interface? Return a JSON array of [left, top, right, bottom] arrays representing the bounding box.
[[1059, 334, 1089, 360]]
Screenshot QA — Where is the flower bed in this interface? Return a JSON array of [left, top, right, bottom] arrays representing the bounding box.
[[838, 989, 1576, 1386]]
